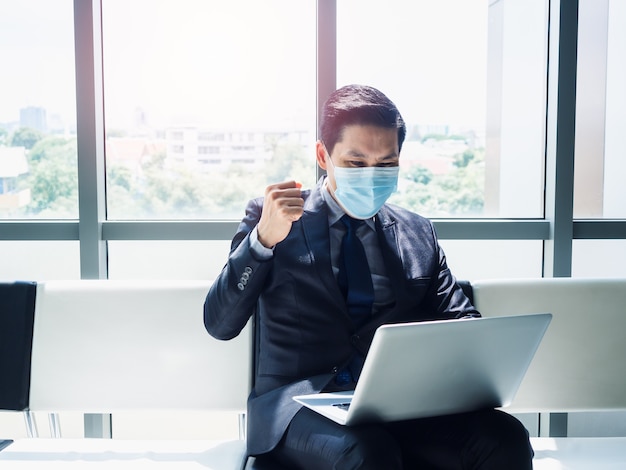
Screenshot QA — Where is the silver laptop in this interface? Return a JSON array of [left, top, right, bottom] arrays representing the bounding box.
[[293, 313, 551, 426]]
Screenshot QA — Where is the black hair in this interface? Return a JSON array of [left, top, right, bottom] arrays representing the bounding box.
[[320, 84, 406, 155]]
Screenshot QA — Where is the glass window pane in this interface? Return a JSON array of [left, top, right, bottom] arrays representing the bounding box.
[[0, 1, 78, 219], [574, 0, 626, 218], [0, 241, 79, 280], [102, 0, 317, 220], [337, 0, 548, 218], [438, 240, 544, 280], [572, 240, 626, 278], [107, 240, 230, 280]]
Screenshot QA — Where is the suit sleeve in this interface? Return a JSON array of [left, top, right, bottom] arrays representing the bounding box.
[[429, 224, 480, 319], [204, 198, 273, 340]]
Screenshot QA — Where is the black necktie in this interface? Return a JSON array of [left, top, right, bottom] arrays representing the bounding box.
[[338, 215, 374, 328]]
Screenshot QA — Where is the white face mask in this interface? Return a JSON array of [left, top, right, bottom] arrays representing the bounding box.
[[327, 156, 399, 219]]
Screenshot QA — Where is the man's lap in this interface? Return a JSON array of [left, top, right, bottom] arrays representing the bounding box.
[[264, 407, 533, 470]]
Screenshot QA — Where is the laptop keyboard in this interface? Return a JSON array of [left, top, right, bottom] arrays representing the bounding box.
[[332, 403, 351, 410]]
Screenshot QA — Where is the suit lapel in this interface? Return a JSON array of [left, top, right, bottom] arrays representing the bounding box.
[[301, 182, 346, 304], [363, 206, 410, 326], [375, 206, 405, 296]]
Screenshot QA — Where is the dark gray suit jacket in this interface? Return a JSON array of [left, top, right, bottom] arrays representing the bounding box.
[[204, 177, 478, 456]]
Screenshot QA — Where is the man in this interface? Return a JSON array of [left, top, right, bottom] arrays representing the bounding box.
[[204, 84, 533, 469]]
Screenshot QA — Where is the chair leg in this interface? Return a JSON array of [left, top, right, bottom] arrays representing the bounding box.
[[238, 412, 247, 441], [23, 410, 38, 438], [48, 413, 62, 438]]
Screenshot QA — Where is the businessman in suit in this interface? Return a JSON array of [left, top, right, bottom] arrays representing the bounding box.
[[204, 84, 533, 469]]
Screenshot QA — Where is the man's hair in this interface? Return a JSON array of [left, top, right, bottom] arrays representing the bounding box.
[[320, 84, 406, 155]]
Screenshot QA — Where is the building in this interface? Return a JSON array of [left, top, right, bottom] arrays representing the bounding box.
[[165, 127, 310, 171], [19, 106, 47, 133], [0, 147, 31, 211]]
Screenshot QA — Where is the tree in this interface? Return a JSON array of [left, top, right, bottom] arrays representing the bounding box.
[[405, 165, 433, 185], [264, 142, 315, 188], [10, 127, 44, 150], [22, 136, 78, 216], [390, 148, 485, 217], [0, 127, 8, 146], [453, 150, 475, 168], [107, 164, 133, 192]]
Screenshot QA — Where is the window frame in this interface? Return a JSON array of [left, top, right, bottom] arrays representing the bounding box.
[[1, 0, 626, 281]]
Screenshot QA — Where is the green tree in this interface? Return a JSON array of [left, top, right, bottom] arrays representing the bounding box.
[[453, 150, 475, 168], [0, 127, 8, 146], [264, 142, 315, 187], [390, 148, 485, 217], [405, 165, 433, 185], [108, 164, 133, 192], [10, 127, 44, 150], [23, 136, 78, 216]]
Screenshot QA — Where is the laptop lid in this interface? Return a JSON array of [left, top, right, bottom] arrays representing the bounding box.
[[294, 313, 551, 426]]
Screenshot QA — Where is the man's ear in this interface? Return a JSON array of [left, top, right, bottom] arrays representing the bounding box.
[[315, 140, 328, 170]]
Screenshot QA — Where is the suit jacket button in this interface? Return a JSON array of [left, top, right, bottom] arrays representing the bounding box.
[[331, 366, 339, 373], [351, 335, 360, 345], [237, 282, 245, 291], [244, 266, 253, 274]]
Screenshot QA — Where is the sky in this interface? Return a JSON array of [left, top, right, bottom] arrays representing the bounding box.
[[0, 0, 490, 131], [336, 0, 488, 128], [0, 0, 76, 124]]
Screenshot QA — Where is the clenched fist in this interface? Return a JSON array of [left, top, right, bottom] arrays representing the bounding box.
[[257, 180, 304, 248]]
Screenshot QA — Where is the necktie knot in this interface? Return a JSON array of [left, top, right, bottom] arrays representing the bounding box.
[[341, 215, 364, 234]]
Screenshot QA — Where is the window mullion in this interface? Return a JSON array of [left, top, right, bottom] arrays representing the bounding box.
[[74, 0, 107, 280], [543, 0, 578, 278]]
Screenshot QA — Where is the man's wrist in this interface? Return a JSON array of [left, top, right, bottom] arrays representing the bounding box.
[[250, 226, 274, 260]]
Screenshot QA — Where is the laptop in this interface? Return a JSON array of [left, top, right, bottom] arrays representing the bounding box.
[[293, 313, 551, 426]]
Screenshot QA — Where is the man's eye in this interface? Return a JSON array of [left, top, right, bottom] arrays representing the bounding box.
[[348, 160, 366, 167]]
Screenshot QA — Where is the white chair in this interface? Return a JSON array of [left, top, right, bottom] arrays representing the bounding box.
[[472, 277, 626, 414], [2, 280, 252, 470], [473, 277, 626, 469]]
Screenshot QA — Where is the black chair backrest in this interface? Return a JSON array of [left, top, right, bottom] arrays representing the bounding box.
[[0, 281, 37, 411]]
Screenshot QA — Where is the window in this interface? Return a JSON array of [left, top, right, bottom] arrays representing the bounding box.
[[0, 241, 80, 280], [572, 240, 626, 278], [107, 241, 231, 280], [439, 240, 543, 280], [101, 0, 317, 220], [0, 0, 77, 219], [337, 0, 548, 218], [573, 0, 626, 219]]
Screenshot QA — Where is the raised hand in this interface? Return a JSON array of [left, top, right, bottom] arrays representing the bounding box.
[[256, 180, 304, 248]]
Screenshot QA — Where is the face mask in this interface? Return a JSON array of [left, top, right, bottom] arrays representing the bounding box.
[[328, 156, 399, 219]]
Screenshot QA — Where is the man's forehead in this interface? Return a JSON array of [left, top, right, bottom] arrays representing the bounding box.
[[333, 125, 399, 155]]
